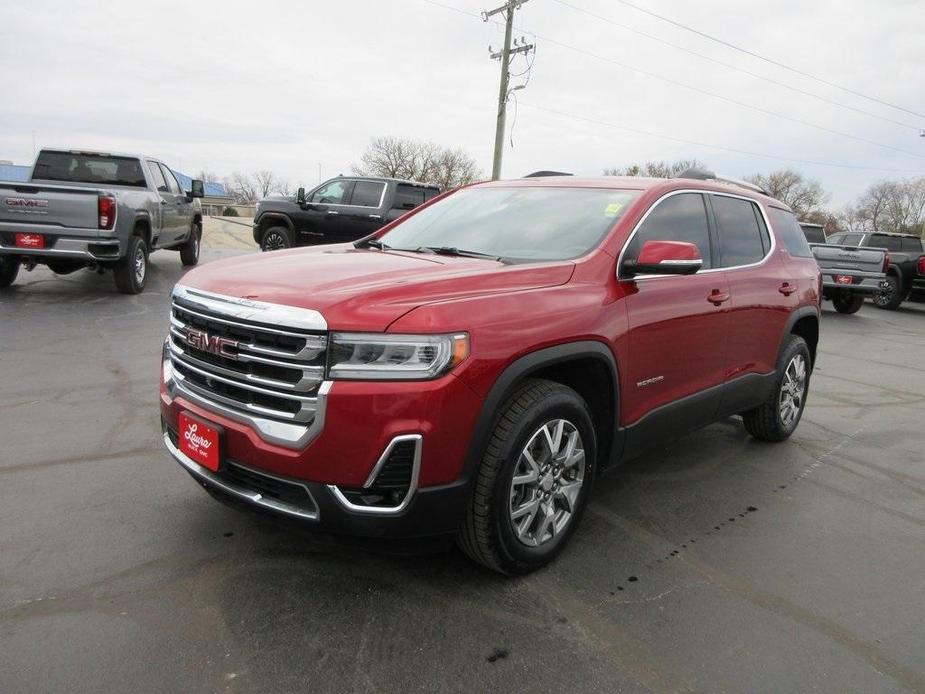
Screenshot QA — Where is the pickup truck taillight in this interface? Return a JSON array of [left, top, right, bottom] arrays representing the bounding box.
[[882, 252, 891, 274], [917, 255, 925, 275], [98, 195, 116, 230]]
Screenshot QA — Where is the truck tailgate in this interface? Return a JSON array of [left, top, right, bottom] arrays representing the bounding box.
[[810, 243, 885, 272], [1, 183, 100, 230]]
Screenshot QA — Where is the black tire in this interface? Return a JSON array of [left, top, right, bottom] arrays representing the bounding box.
[[832, 292, 864, 314], [873, 274, 904, 310], [742, 335, 811, 442], [260, 225, 293, 252], [180, 221, 201, 266], [0, 256, 20, 289], [113, 235, 148, 295], [457, 378, 597, 575]]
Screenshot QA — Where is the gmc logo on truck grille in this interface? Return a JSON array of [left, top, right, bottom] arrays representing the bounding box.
[[181, 327, 239, 360], [5, 197, 49, 208]]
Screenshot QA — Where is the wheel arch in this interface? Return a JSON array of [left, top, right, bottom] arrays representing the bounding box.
[[785, 307, 820, 370], [463, 341, 623, 483], [132, 214, 152, 247], [257, 213, 294, 234]]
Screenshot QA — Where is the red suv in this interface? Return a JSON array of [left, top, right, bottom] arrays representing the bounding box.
[[160, 173, 820, 574]]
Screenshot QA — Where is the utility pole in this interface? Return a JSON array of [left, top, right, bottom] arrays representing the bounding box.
[[485, 0, 533, 180]]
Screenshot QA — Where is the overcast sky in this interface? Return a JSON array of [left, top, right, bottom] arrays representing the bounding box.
[[2, 0, 923, 206]]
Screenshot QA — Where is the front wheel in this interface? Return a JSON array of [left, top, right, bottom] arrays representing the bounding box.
[[260, 226, 293, 252], [113, 235, 148, 294], [832, 292, 864, 314], [873, 275, 904, 310], [180, 222, 201, 266], [457, 378, 596, 574], [742, 335, 811, 442]]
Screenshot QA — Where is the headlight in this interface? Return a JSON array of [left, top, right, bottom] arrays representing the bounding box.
[[327, 332, 469, 380], [162, 339, 174, 385]]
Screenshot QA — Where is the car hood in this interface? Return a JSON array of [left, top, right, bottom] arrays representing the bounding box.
[[180, 245, 575, 331]]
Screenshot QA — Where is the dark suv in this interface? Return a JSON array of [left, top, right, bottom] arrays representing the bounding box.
[[253, 176, 439, 251]]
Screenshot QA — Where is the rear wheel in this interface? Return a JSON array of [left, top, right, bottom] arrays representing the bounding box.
[[832, 292, 864, 314], [743, 335, 810, 442], [180, 221, 201, 266], [873, 275, 904, 310], [260, 225, 293, 252], [457, 378, 596, 574], [0, 256, 20, 288], [113, 235, 148, 294]]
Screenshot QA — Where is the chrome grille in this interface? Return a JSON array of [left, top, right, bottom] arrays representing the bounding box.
[[166, 285, 329, 446]]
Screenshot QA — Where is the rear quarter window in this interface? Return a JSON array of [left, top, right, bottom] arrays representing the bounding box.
[[768, 207, 813, 258], [393, 184, 426, 210], [712, 195, 769, 265]]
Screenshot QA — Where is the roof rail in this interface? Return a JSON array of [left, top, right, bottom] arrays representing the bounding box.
[[674, 168, 769, 196], [523, 170, 573, 178]]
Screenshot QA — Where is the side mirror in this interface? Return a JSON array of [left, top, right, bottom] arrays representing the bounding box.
[[296, 187, 306, 206], [190, 179, 205, 199], [623, 240, 702, 276]]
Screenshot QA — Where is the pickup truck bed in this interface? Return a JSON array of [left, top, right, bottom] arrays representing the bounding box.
[[807, 242, 887, 314]]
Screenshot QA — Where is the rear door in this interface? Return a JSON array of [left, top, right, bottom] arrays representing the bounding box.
[[339, 180, 387, 241], [620, 192, 729, 428], [146, 160, 179, 246], [709, 193, 789, 383]]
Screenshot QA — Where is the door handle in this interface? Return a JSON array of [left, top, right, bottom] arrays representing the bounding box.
[[326, 210, 339, 215], [159, 200, 168, 205], [779, 283, 797, 296], [708, 289, 731, 305], [368, 214, 382, 219]]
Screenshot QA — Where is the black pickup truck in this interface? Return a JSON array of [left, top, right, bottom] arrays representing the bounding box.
[[253, 176, 439, 251], [826, 231, 925, 310]]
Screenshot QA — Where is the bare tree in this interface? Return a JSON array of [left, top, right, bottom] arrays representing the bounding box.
[[353, 136, 481, 190], [745, 169, 828, 216], [253, 170, 279, 199], [603, 159, 708, 178], [226, 172, 257, 205], [848, 178, 925, 235]]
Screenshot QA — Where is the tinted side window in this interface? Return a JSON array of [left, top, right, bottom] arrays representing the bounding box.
[[839, 233, 863, 246], [869, 234, 902, 251], [393, 184, 425, 210], [901, 237, 923, 252], [147, 161, 168, 192], [310, 180, 353, 204], [712, 195, 767, 266], [423, 188, 439, 201], [160, 164, 181, 194], [799, 224, 826, 244], [626, 193, 712, 269], [770, 208, 813, 257], [351, 181, 385, 207]]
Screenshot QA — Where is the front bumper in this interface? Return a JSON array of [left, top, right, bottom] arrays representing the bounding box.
[[162, 425, 472, 538]]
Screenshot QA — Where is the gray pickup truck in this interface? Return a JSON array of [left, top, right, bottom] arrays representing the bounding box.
[[800, 222, 888, 314], [0, 149, 205, 294]]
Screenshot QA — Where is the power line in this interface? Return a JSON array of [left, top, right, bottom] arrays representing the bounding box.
[[610, 0, 925, 121], [519, 102, 924, 173], [549, 0, 921, 132], [418, 0, 925, 160]]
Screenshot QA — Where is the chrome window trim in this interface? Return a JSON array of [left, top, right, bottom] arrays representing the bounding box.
[[163, 432, 320, 521], [327, 434, 423, 516], [173, 285, 328, 332], [616, 188, 778, 282]]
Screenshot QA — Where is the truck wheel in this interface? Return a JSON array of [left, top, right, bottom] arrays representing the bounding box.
[[0, 256, 20, 289], [742, 335, 811, 443], [180, 221, 201, 266], [113, 235, 148, 294], [457, 378, 596, 575], [832, 293, 864, 314], [260, 226, 293, 252], [873, 275, 904, 310]]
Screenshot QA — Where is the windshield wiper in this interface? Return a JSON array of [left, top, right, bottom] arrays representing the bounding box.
[[415, 246, 503, 261]]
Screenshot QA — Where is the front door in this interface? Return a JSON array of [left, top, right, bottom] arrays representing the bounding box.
[[161, 164, 195, 244], [302, 179, 355, 244], [619, 192, 730, 436]]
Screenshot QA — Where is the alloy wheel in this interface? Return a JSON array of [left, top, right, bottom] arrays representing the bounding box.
[[134, 246, 146, 284], [263, 232, 287, 251], [779, 354, 807, 429], [509, 419, 585, 547]]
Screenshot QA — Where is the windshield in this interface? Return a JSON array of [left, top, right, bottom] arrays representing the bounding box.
[[378, 186, 640, 262], [32, 151, 147, 187]]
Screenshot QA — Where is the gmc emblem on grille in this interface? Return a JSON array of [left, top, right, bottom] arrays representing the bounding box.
[[5, 197, 49, 208], [182, 327, 239, 359]]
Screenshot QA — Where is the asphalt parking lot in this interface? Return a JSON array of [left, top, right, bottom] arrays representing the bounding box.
[[2, 235, 924, 693]]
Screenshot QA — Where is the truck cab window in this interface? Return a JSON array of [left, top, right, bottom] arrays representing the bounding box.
[[350, 181, 385, 207], [160, 164, 181, 195], [147, 162, 169, 192], [310, 180, 352, 205], [393, 184, 425, 210]]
